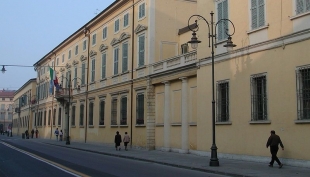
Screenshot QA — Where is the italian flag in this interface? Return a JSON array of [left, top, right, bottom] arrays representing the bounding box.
[[50, 68, 59, 89]]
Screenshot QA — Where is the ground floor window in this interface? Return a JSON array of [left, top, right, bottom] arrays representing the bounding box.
[[251, 74, 268, 121], [296, 66, 310, 120], [121, 97, 127, 125], [136, 94, 144, 125], [217, 80, 229, 122]]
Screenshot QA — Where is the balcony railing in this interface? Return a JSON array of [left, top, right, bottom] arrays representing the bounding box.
[[55, 88, 71, 102], [152, 51, 197, 74]]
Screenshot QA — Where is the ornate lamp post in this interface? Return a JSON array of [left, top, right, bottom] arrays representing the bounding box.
[[187, 12, 236, 166]]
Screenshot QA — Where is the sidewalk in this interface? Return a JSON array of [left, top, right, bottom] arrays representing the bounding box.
[[32, 138, 309, 177]]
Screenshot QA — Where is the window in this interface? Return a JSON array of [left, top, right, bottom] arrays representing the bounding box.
[[115, 19, 120, 33], [48, 110, 51, 126], [91, 58, 96, 82], [53, 109, 56, 125], [114, 47, 119, 75], [296, 0, 310, 15], [251, 74, 267, 121], [58, 107, 62, 126], [99, 100, 105, 125], [68, 50, 71, 59], [124, 13, 129, 27], [136, 94, 144, 124], [83, 40, 87, 50], [296, 67, 310, 120], [101, 53, 106, 79], [251, 0, 265, 29], [111, 98, 117, 125], [217, 0, 228, 41], [102, 26, 107, 40], [139, 3, 146, 19], [121, 97, 127, 125], [138, 35, 145, 67], [122, 43, 128, 72], [89, 102, 94, 126], [44, 111, 46, 126], [216, 81, 229, 122], [81, 63, 86, 85], [56, 58, 59, 66], [62, 54, 65, 63], [92, 34, 97, 45], [80, 104, 84, 126], [74, 67, 77, 88], [71, 105, 76, 126], [75, 45, 79, 55], [181, 43, 188, 54]]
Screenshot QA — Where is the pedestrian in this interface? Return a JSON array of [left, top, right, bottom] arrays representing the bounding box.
[[266, 130, 284, 168], [35, 129, 39, 138], [123, 132, 130, 151], [59, 130, 63, 141], [31, 129, 34, 138], [54, 128, 59, 141], [25, 130, 29, 139], [114, 131, 122, 151]]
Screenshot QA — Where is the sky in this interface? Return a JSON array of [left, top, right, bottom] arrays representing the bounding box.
[[0, 0, 115, 91]]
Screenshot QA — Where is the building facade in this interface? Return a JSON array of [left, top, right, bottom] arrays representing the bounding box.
[[27, 0, 310, 167], [0, 89, 15, 133]]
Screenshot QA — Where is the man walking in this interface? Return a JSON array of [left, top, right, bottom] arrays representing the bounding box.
[[123, 132, 130, 151], [114, 131, 122, 151], [266, 130, 284, 168]]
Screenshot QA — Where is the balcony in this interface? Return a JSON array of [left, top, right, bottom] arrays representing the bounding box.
[[151, 51, 197, 74], [55, 88, 71, 103]]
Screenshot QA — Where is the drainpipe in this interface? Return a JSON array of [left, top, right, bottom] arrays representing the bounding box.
[[84, 27, 90, 143], [130, 0, 135, 148]]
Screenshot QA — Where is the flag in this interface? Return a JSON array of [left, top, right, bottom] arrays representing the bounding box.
[[50, 68, 60, 90]]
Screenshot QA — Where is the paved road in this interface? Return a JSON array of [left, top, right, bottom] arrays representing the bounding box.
[[1, 137, 231, 177]]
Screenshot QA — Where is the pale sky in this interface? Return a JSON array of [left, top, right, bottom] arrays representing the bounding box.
[[0, 0, 115, 91]]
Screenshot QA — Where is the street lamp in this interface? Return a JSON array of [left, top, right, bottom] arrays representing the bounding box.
[[187, 12, 236, 167]]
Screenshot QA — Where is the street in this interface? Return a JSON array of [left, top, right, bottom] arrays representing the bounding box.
[[0, 136, 230, 177]]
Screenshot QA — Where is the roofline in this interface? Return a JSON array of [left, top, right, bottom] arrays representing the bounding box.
[[14, 78, 37, 96], [33, 0, 122, 67]]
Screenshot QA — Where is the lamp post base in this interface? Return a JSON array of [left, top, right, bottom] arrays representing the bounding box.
[[209, 144, 219, 166]]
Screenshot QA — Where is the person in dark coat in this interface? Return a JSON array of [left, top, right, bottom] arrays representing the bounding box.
[[114, 131, 122, 151], [266, 130, 284, 168], [31, 129, 34, 138], [25, 130, 29, 139], [35, 129, 39, 138]]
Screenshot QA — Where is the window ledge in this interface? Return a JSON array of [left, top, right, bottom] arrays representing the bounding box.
[[100, 78, 107, 82], [71, 126, 76, 128], [295, 119, 310, 124], [99, 125, 105, 128], [135, 124, 146, 127], [247, 24, 269, 35], [88, 125, 94, 128], [79, 125, 84, 128], [189, 122, 197, 126], [53, 125, 56, 127], [215, 39, 228, 46], [156, 123, 164, 127], [249, 120, 271, 124], [121, 71, 130, 75], [89, 81, 96, 85], [290, 11, 310, 20], [171, 122, 181, 126], [111, 74, 119, 78], [216, 121, 232, 125], [136, 65, 146, 71], [110, 125, 119, 128], [120, 125, 128, 127], [138, 16, 146, 22]]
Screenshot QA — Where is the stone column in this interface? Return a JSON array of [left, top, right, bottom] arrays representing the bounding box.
[[162, 81, 170, 151], [146, 79, 155, 150], [179, 77, 189, 153]]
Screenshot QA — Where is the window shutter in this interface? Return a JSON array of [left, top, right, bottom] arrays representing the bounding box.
[[74, 67, 77, 87], [251, 0, 258, 29], [122, 43, 128, 72], [218, 2, 223, 40], [306, 0, 310, 11], [139, 36, 145, 66], [114, 48, 119, 75], [258, 0, 265, 27], [102, 53, 106, 78], [296, 0, 304, 14], [91, 59, 95, 82], [82, 63, 85, 85]]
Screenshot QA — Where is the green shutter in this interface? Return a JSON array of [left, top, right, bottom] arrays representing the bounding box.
[[114, 48, 119, 75], [139, 35, 145, 66], [251, 0, 258, 29], [102, 53, 106, 78], [258, 0, 265, 27], [122, 43, 128, 72], [82, 63, 85, 85], [218, 2, 223, 40]]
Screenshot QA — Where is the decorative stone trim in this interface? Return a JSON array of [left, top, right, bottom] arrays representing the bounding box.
[[135, 24, 148, 34], [109, 89, 130, 96], [118, 32, 131, 42], [80, 55, 87, 61], [99, 44, 108, 52], [72, 60, 79, 65], [65, 63, 71, 69], [60, 68, 65, 72], [134, 86, 147, 91], [110, 38, 119, 46], [89, 50, 97, 57], [98, 94, 107, 99]]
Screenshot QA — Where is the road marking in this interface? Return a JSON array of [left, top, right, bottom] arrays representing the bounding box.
[[1, 142, 90, 177]]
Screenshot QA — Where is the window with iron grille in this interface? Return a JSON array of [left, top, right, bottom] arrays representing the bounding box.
[[71, 106, 76, 126], [122, 43, 128, 72], [216, 81, 229, 122], [80, 104, 84, 126], [296, 66, 310, 120], [89, 102, 94, 126], [296, 0, 310, 15], [217, 0, 228, 41], [53, 109, 56, 125], [99, 100, 105, 125], [121, 97, 127, 125], [251, 74, 268, 121], [136, 94, 144, 125], [251, 0, 265, 29], [58, 108, 62, 126], [111, 99, 117, 125], [48, 110, 51, 126]]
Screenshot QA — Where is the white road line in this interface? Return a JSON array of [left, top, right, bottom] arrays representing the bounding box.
[[1, 142, 83, 177]]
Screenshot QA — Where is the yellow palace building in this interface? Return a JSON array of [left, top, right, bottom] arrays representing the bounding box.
[[13, 0, 310, 167]]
